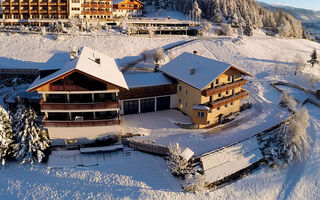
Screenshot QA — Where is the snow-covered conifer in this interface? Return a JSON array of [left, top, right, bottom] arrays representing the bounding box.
[[0, 106, 13, 166], [308, 49, 319, 67], [167, 143, 192, 176], [12, 104, 50, 164]]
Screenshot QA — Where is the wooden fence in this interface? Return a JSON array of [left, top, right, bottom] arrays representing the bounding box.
[[122, 138, 169, 156]]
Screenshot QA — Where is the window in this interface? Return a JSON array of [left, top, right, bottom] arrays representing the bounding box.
[[218, 93, 221, 98], [226, 90, 229, 95], [185, 89, 188, 95], [209, 96, 212, 102], [217, 106, 220, 110], [198, 112, 204, 118], [207, 121, 210, 124], [216, 79, 219, 84], [225, 104, 228, 108], [178, 98, 181, 104], [228, 75, 231, 82], [184, 102, 187, 107], [231, 102, 234, 106], [179, 86, 182, 91]]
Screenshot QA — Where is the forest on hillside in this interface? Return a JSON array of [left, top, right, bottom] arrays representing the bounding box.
[[150, 0, 304, 38]]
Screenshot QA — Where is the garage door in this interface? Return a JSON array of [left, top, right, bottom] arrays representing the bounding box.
[[140, 98, 155, 113], [123, 100, 139, 115], [156, 96, 171, 111]]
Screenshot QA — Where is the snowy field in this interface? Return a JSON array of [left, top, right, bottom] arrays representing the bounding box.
[[0, 31, 320, 199]]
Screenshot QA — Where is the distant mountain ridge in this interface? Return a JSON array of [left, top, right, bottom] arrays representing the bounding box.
[[259, 2, 320, 22], [259, 2, 320, 40]]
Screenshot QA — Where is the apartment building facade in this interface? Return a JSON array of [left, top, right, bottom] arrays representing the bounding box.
[[1, 0, 69, 19], [1, 0, 143, 19]]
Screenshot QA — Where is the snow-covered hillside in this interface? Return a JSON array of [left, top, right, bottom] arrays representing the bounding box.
[[0, 31, 320, 199]]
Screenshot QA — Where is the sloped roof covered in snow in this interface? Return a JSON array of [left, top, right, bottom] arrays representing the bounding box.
[[200, 136, 263, 184], [192, 104, 210, 111], [28, 47, 128, 92], [123, 72, 175, 88], [159, 52, 252, 91]]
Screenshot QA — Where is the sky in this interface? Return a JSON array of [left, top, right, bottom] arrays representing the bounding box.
[[259, 0, 320, 11]]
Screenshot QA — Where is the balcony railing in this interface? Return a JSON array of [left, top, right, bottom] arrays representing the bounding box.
[[209, 89, 249, 109], [43, 119, 120, 127], [41, 101, 119, 110], [201, 79, 247, 97]]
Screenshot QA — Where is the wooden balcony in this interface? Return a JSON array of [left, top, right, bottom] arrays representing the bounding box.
[[43, 119, 120, 127], [209, 90, 249, 109], [201, 79, 247, 97], [41, 101, 119, 110], [50, 84, 89, 91]]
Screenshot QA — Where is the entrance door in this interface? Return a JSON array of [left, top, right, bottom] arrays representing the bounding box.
[[140, 98, 155, 113], [218, 114, 224, 124], [156, 96, 171, 111], [123, 100, 139, 115]]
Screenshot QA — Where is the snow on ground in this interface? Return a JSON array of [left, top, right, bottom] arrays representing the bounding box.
[[143, 7, 189, 21], [0, 31, 320, 199], [122, 79, 290, 156], [0, 33, 189, 68]]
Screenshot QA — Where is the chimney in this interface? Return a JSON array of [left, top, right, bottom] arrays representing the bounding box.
[[69, 48, 78, 60], [190, 67, 195, 75], [193, 50, 198, 55], [95, 57, 101, 65]]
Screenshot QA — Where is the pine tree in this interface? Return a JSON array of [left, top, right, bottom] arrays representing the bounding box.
[[12, 104, 50, 164], [308, 49, 319, 67], [0, 106, 13, 166]]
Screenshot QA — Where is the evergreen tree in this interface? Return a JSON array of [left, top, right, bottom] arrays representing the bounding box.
[[0, 106, 13, 166], [308, 49, 319, 67], [12, 104, 50, 164]]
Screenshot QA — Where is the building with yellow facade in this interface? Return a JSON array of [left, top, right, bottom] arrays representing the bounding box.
[[160, 52, 252, 128]]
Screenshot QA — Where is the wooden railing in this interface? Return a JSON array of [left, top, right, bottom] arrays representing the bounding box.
[[50, 84, 88, 91], [201, 79, 247, 97], [43, 119, 120, 127], [41, 101, 119, 110], [209, 90, 249, 109]]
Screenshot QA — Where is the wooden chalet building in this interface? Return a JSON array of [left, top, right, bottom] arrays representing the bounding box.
[[27, 46, 128, 145], [159, 52, 252, 128], [0, 0, 69, 19], [113, 0, 144, 18]]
